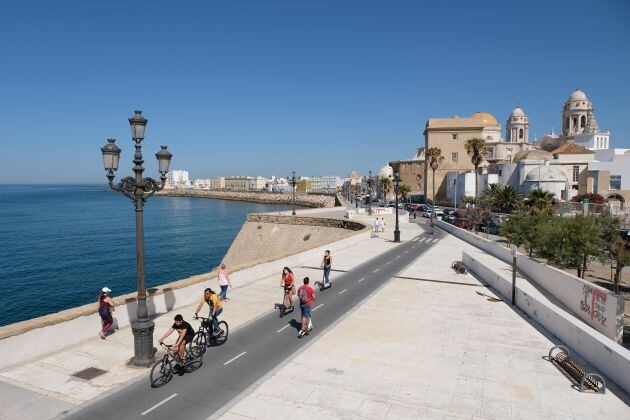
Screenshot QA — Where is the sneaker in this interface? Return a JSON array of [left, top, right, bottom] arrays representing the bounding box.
[[298, 331, 304, 338], [99, 332, 106, 339]]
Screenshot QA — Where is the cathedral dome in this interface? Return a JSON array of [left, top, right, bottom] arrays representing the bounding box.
[[525, 165, 567, 183], [513, 149, 553, 162], [569, 89, 588, 102], [471, 112, 498, 126], [510, 107, 525, 117]]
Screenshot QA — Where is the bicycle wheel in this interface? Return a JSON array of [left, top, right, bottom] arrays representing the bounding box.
[[191, 331, 207, 354], [214, 321, 228, 346], [183, 351, 203, 373], [150, 357, 173, 388]]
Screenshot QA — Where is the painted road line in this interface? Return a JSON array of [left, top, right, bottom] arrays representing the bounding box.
[[395, 255, 401, 259], [339, 289, 348, 295], [418, 238, 426, 242], [141, 393, 178, 416], [312, 303, 324, 311], [358, 277, 366, 283], [386, 261, 392, 265], [276, 324, 291, 333], [412, 238, 418, 242], [224, 351, 247, 366], [373, 268, 380, 273], [404, 250, 409, 254]]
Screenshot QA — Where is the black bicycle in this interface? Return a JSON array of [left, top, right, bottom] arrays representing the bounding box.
[[192, 315, 228, 352], [149, 342, 203, 388]]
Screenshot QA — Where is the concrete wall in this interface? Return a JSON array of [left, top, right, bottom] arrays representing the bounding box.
[[0, 217, 369, 370], [437, 220, 624, 342], [462, 251, 630, 392]]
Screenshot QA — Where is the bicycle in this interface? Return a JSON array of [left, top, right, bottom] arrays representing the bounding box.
[[192, 315, 229, 352], [149, 342, 203, 388]]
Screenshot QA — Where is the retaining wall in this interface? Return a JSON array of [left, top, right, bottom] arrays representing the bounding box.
[[0, 216, 368, 370], [463, 250, 630, 393], [437, 220, 624, 342]]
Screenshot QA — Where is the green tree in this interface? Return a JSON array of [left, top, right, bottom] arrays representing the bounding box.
[[526, 188, 557, 215], [466, 206, 491, 233], [464, 137, 487, 199], [425, 147, 445, 204], [610, 238, 630, 293], [379, 177, 392, 199], [481, 183, 502, 207], [501, 212, 545, 256], [538, 216, 603, 278], [461, 195, 476, 205]]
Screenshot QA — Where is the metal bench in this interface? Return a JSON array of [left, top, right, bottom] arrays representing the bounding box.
[[548, 346, 606, 393], [451, 261, 467, 274]]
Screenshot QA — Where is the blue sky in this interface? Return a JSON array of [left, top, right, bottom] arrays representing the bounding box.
[[1, 0, 629, 183]]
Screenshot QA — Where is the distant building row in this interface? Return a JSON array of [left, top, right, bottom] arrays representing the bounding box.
[[166, 171, 342, 194]]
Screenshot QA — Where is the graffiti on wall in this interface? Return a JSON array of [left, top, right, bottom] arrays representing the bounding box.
[[579, 285, 607, 326]]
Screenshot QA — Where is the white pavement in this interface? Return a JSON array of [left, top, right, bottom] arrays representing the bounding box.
[[0, 213, 422, 420], [219, 231, 630, 420]]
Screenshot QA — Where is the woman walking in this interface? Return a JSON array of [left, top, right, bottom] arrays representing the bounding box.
[[281, 267, 295, 312], [98, 287, 114, 339], [217, 263, 232, 302], [320, 250, 333, 288]]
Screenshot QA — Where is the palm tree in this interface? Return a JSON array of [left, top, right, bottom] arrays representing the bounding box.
[[494, 185, 523, 213], [425, 147, 444, 204], [399, 184, 411, 202], [527, 188, 557, 215], [464, 138, 487, 199], [481, 183, 503, 207], [379, 177, 392, 200]]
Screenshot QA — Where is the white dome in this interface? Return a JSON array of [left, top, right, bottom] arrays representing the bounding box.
[[511, 107, 525, 117], [569, 89, 588, 102], [525, 165, 567, 182]]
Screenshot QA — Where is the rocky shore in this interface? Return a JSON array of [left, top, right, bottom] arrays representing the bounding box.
[[156, 189, 336, 208]]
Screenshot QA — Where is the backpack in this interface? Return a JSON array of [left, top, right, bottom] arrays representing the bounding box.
[[299, 286, 309, 304]]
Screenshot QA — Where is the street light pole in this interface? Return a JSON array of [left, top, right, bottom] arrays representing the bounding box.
[[289, 171, 297, 215], [100, 111, 172, 367], [389, 161, 401, 242], [368, 170, 373, 216]]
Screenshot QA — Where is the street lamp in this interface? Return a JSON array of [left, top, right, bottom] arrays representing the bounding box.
[[100, 110, 172, 367], [389, 161, 401, 242], [368, 170, 374, 216], [288, 171, 298, 215]]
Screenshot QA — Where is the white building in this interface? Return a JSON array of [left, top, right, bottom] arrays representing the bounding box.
[[582, 148, 630, 210], [307, 176, 340, 193], [193, 177, 225, 189], [166, 170, 190, 188], [225, 176, 266, 191]]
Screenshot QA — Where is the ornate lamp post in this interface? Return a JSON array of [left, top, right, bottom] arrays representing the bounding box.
[[288, 171, 298, 215], [389, 161, 401, 242], [100, 110, 172, 367], [368, 170, 374, 216]]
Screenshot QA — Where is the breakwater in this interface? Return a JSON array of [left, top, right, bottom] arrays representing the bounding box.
[[156, 189, 336, 208]]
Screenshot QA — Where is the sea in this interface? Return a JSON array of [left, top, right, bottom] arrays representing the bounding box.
[[0, 185, 293, 327]]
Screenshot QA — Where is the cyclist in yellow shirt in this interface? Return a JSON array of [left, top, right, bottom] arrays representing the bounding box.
[[194, 288, 224, 336]]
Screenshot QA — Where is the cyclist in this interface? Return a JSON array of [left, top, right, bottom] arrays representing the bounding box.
[[281, 267, 295, 311], [158, 314, 195, 369], [297, 277, 316, 338], [320, 250, 332, 289], [194, 288, 223, 336]]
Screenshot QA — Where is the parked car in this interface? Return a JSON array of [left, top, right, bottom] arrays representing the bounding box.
[[486, 216, 508, 235]]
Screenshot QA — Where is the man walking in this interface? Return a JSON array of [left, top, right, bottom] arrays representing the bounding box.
[[297, 277, 316, 338]]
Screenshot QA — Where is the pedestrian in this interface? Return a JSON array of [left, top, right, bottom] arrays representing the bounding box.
[[381, 217, 387, 232], [297, 277, 316, 338], [217, 263, 232, 301], [374, 218, 380, 233], [98, 287, 114, 339], [320, 250, 332, 288]]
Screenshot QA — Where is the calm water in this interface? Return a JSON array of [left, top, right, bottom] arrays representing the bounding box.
[[0, 185, 293, 326]]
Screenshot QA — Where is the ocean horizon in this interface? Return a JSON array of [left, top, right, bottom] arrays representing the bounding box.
[[0, 184, 293, 327]]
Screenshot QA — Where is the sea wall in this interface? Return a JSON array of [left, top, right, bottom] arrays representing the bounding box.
[[156, 189, 335, 208], [221, 215, 367, 272], [0, 214, 367, 370], [437, 219, 625, 342]]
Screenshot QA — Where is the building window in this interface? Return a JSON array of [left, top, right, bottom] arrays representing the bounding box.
[[572, 166, 579, 182], [486, 147, 494, 158], [593, 175, 598, 194], [452, 133, 458, 140], [519, 128, 523, 139], [610, 175, 621, 190], [581, 115, 586, 127], [451, 152, 458, 163]]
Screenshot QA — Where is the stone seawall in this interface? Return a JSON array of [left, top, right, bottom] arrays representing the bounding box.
[[156, 189, 335, 208]]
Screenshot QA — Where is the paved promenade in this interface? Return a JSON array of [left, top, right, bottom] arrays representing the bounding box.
[[0, 210, 420, 420], [219, 229, 630, 420]]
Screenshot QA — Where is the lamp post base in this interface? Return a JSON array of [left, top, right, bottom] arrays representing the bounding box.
[[394, 229, 400, 242], [131, 319, 156, 367]]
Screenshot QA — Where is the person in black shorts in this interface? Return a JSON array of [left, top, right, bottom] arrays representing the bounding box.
[[159, 314, 195, 368]]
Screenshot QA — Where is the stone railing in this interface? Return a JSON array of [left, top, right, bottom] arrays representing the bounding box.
[[156, 189, 335, 208]]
